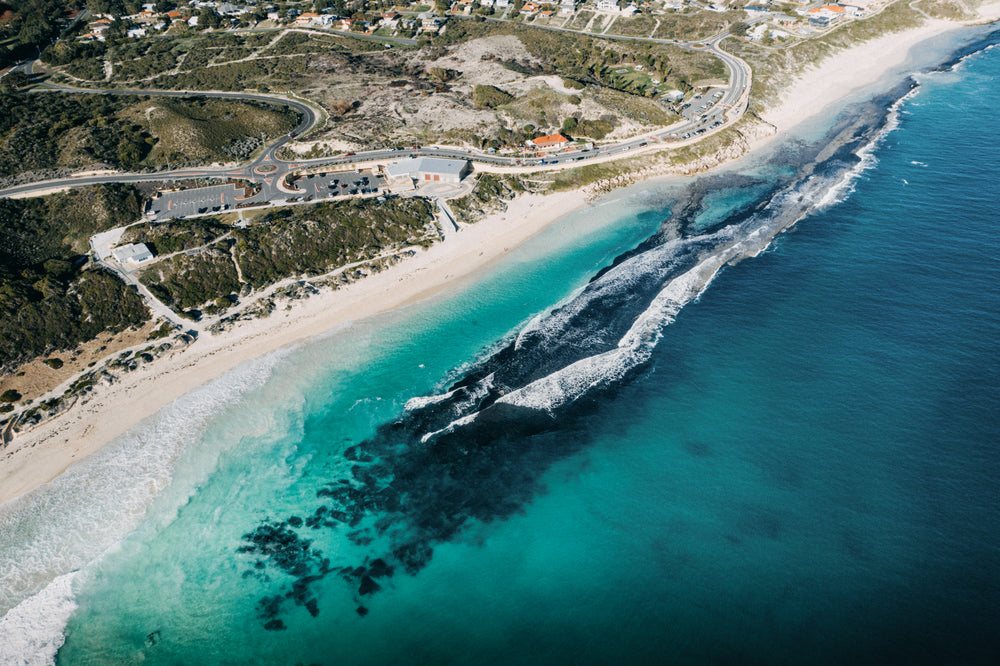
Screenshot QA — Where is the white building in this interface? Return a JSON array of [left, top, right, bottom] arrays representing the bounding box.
[[384, 158, 472, 186], [111, 243, 154, 268]]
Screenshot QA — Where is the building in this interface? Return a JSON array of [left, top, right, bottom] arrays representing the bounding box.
[[111, 243, 154, 268], [526, 133, 571, 151], [384, 158, 472, 186]]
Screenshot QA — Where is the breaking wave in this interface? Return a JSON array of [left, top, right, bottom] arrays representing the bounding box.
[[0, 353, 286, 661], [0, 572, 78, 666]]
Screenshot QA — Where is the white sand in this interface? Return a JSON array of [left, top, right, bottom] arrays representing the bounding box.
[[763, 2, 1000, 131], [0, 190, 585, 504], [2, 8, 998, 506]]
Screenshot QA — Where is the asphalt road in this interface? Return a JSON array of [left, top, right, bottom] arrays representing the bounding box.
[[0, 31, 751, 201]]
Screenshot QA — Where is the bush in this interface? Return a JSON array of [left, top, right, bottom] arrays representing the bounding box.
[[43, 358, 64, 369], [473, 84, 515, 109], [1, 389, 22, 403]]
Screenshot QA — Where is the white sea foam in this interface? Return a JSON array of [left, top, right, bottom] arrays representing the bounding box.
[[0, 352, 287, 662], [404, 387, 459, 411], [498, 239, 739, 412], [0, 572, 78, 666], [816, 91, 911, 211]]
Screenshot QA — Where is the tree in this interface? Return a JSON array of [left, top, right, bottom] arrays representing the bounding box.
[[561, 116, 577, 133], [1, 71, 30, 91], [198, 7, 222, 29]]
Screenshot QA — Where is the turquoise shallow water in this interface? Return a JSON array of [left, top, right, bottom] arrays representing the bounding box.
[[2, 29, 999, 666]]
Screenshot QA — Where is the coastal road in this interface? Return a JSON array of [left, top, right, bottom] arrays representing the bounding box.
[[0, 30, 751, 200]]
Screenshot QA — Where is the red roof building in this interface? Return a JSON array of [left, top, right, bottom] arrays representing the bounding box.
[[527, 133, 571, 151]]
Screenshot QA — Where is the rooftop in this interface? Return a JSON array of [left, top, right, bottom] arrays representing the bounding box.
[[529, 133, 570, 147], [385, 157, 470, 178]]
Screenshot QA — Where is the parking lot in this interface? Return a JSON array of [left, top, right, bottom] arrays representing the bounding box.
[[290, 171, 383, 200], [680, 88, 726, 120], [148, 184, 247, 220]]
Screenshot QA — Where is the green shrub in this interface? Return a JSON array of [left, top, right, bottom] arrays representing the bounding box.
[[1, 389, 22, 403], [473, 84, 516, 109]]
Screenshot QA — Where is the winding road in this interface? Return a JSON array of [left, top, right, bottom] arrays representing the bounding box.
[[0, 28, 751, 201]]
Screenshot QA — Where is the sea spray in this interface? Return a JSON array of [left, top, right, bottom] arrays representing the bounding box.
[[0, 572, 78, 666]]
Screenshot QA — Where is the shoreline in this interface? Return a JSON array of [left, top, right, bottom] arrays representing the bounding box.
[[2, 8, 998, 507]]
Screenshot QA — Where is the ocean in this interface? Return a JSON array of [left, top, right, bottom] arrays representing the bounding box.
[[2, 25, 999, 666]]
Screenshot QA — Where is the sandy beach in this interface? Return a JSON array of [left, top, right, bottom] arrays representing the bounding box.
[[763, 2, 1000, 131], [2, 6, 998, 506]]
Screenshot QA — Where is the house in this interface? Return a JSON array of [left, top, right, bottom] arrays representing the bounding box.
[[88, 23, 111, 39], [384, 158, 472, 186], [744, 4, 770, 13], [381, 10, 402, 27], [418, 13, 446, 33], [595, 0, 619, 11], [294, 11, 321, 25], [111, 243, 154, 268], [807, 4, 845, 18], [526, 133, 570, 151], [127, 26, 147, 37], [663, 89, 685, 101]]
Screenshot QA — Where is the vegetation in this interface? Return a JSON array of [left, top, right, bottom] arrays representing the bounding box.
[[449, 173, 528, 223], [0, 92, 297, 179], [139, 198, 436, 314], [0, 92, 153, 177], [127, 97, 298, 165], [0, 185, 150, 371], [122, 217, 231, 256], [570, 117, 616, 140], [0, 0, 81, 67], [144, 241, 240, 312], [43, 29, 391, 89], [438, 19, 725, 99], [473, 84, 515, 109]]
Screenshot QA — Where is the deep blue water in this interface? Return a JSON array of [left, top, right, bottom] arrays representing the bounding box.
[[2, 29, 999, 666]]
